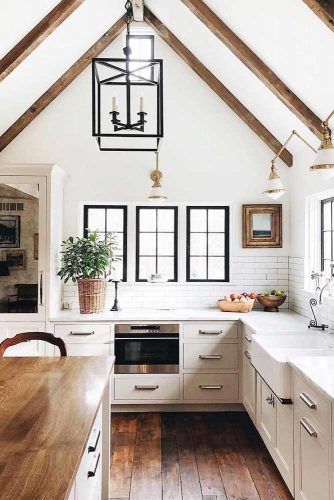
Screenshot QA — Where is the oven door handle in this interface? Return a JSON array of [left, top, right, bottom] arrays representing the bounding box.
[[115, 337, 179, 340]]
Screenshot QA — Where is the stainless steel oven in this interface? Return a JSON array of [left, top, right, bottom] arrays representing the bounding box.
[[114, 324, 179, 374]]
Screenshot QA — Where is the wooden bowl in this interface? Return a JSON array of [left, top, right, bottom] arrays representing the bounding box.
[[256, 294, 286, 312], [217, 299, 255, 313]]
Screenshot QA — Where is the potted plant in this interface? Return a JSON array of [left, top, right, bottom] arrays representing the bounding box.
[[58, 231, 120, 314]]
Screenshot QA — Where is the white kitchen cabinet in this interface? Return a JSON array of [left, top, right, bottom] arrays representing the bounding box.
[[0, 322, 47, 355], [53, 323, 112, 357], [256, 376, 294, 494], [294, 408, 330, 500], [242, 349, 256, 424], [183, 342, 239, 370]]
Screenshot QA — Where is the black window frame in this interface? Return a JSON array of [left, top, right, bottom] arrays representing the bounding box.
[[321, 197, 334, 272], [127, 34, 155, 80], [135, 206, 178, 282], [83, 204, 128, 282], [186, 206, 230, 282]]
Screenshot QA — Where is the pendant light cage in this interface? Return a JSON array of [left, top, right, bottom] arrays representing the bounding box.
[[92, 2, 163, 151]]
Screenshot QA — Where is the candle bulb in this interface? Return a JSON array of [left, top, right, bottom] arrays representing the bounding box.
[[112, 96, 118, 112], [139, 96, 144, 113]]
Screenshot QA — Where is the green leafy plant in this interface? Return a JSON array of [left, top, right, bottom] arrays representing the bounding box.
[[58, 231, 120, 283]]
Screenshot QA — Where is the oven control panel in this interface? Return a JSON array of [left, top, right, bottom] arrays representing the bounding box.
[[115, 324, 179, 335]]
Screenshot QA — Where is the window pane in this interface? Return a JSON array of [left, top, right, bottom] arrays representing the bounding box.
[[139, 233, 156, 255], [87, 209, 105, 232], [140, 209, 156, 231], [139, 256, 156, 279], [190, 233, 207, 255], [323, 202, 331, 230], [114, 233, 123, 254], [158, 233, 174, 256], [190, 209, 207, 232], [112, 259, 123, 279], [323, 231, 331, 259], [208, 209, 225, 232], [158, 209, 174, 231], [158, 257, 174, 279], [208, 233, 225, 256], [208, 257, 225, 280], [190, 257, 207, 279], [107, 209, 124, 232]]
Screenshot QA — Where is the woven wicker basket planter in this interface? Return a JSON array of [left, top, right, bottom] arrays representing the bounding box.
[[77, 278, 106, 314]]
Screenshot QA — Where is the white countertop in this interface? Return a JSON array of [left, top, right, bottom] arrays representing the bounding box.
[[290, 356, 334, 401], [50, 308, 310, 331]]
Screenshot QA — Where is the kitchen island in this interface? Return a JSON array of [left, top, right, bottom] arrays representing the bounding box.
[[0, 356, 113, 500]]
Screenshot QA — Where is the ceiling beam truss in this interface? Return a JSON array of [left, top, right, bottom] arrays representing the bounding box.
[[303, 0, 334, 31], [181, 0, 322, 139]]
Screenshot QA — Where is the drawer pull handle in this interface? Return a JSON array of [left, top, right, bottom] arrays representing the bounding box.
[[199, 355, 222, 360], [70, 331, 95, 336], [244, 350, 251, 360], [245, 335, 252, 343], [87, 453, 100, 478], [300, 392, 317, 409], [135, 385, 159, 390], [300, 418, 317, 438], [88, 429, 101, 453], [199, 385, 223, 390], [199, 330, 223, 335], [266, 395, 275, 406]]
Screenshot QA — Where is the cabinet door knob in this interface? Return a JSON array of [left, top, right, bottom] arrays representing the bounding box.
[[300, 392, 317, 409], [88, 429, 101, 453], [199, 385, 223, 390], [198, 330, 223, 335], [70, 331, 95, 336], [300, 418, 317, 438], [266, 395, 275, 406], [135, 385, 159, 390], [245, 335, 252, 343], [87, 453, 100, 478], [244, 350, 251, 360], [199, 355, 223, 360]]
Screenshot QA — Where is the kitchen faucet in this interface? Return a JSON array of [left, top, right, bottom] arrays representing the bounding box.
[[319, 262, 334, 305], [308, 263, 334, 331]]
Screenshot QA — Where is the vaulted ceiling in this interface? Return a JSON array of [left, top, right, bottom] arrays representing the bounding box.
[[0, 0, 333, 166]]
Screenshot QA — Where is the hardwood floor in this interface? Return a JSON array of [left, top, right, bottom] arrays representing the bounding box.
[[110, 412, 293, 500]]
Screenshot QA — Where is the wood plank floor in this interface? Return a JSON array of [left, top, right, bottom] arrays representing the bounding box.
[[110, 412, 293, 500]]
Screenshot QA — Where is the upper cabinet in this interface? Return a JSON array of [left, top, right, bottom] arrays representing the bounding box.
[[0, 164, 65, 322]]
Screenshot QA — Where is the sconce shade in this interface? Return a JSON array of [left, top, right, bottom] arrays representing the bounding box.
[[148, 185, 167, 202], [310, 146, 334, 179], [263, 162, 285, 200]]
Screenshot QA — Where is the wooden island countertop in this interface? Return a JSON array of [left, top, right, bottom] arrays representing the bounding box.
[[0, 356, 114, 500]]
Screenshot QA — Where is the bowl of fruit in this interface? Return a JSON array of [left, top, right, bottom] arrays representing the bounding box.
[[217, 292, 257, 313], [257, 290, 286, 312]]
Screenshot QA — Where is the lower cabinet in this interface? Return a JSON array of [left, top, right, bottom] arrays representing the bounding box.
[[242, 349, 256, 424], [184, 373, 239, 401], [256, 376, 294, 494], [0, 322, 47, 355], [53, 323, 112, 357], [114, 376, 180, 401], [294, 408, 330, 500]]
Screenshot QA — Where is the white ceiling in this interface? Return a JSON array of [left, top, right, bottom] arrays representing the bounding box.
[[0, 0, 333, 158]]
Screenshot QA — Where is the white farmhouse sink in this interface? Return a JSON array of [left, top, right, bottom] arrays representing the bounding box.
[[251, 333, 334, 399]]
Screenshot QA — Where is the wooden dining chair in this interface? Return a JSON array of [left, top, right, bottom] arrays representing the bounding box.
[[0, 332, 67, 357]]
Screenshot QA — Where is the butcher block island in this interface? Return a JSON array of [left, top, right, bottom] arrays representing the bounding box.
[[0, 356, 113, 500]]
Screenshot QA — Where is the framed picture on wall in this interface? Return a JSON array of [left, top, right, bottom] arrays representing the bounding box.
[[242, 204, 282, 248], [3, 249, 26, 270], [0, 215, 20, 248]]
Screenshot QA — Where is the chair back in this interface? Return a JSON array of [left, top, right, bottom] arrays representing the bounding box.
[[0, 332, 67, 357]]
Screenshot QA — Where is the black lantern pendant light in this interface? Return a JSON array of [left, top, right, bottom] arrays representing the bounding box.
[[92, 1, 163, 151]]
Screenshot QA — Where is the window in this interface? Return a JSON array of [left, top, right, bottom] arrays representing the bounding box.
[[83, 205, 127, 281], [127, 34, 154, 81], [321, 197, 334, 273], [186, 207, 229, 282], [136, 207, 178, 281]]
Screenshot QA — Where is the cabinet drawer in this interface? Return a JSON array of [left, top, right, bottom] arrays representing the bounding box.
[[114, 377, 180, 400], [76, 405, 103, 500], [184, 374, 239, 401], [54, 324, 111, 344], [183, 322, 238, 340], [183, 343, 239, 370], [293, 374, 330, 435], [66, 344, 111, 357]]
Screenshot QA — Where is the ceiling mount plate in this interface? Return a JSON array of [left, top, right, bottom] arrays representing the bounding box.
[[131, 0, 144, 21]]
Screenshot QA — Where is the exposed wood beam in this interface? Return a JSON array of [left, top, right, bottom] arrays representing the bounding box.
[[180, 0, 322, 139], [303, 0, 334, 31], [0, 16, 125, 153], [144, 8, 293, 167], [0, 0, 85, 82]]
